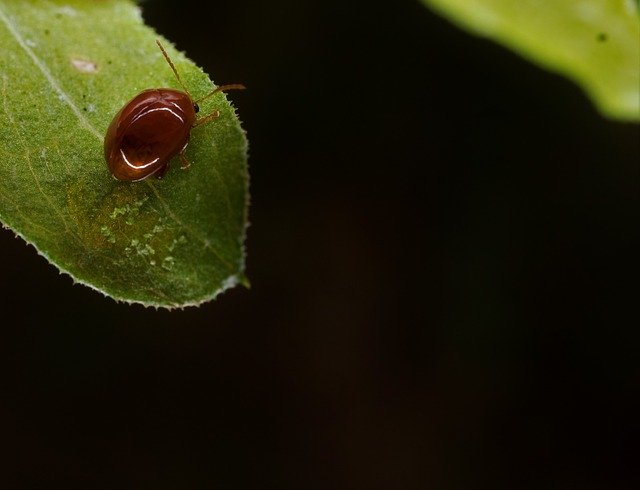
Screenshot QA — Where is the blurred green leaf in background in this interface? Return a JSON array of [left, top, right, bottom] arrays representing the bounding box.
[[421, 0, 640, 121], [0, 0, 249, 308]]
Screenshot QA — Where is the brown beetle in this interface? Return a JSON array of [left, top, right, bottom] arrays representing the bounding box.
[[104, 41, 244, 181]]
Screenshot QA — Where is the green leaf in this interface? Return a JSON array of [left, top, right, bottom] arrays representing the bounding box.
[[0, 0, 249, 308], [421, 0, 640, 121]]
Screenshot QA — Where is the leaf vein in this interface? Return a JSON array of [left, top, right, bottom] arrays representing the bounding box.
[[146, 180, 235, 272], [0, 4, 102, 140]]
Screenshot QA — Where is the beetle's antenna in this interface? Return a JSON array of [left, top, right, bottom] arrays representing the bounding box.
[[194, 84, 246, 104], [156, 40, 192, 99]]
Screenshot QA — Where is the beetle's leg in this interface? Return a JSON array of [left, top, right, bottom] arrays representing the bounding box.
[[179, 151, 191, 169], [154, 162, 170, 179], [193, 110, 221, 128]]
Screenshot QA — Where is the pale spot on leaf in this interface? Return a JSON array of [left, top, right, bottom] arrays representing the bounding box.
[[71, 58, 98, 74]]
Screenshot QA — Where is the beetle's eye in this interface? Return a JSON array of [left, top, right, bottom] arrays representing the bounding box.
[[193, 103, 200, 113]]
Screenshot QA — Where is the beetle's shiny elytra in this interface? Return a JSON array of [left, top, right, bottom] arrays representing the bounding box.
[[104, 41, 244, 182]]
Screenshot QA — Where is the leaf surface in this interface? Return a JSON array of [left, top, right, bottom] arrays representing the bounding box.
[[421, 0, 640, 120], [0, 0, 249, 308]]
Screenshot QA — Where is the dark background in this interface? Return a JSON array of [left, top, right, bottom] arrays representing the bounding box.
[[1, 0, 638, 488]]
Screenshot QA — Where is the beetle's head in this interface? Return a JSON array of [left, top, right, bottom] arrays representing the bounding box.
[[193, 103, 200, 114]]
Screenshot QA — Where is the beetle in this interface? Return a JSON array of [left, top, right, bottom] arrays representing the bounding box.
[[104, 40, 244, 181]]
